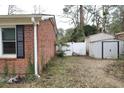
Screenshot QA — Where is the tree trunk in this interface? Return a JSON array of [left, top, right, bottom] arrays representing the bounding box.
[[121, 11, 124, 32], [80, 5, 84, 30], [102, 5, 106, 33], [80, 5, 85, 40]]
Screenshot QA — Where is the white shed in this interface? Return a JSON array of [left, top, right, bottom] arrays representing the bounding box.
[[85, 33, 115, 54], [86, 33, 124, 59], [89, 40, 124, 59]]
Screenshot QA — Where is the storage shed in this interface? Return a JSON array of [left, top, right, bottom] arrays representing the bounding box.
[[85, 33, 115, 54], [86, 33, 124, 59], [89, 40, 124, 59]]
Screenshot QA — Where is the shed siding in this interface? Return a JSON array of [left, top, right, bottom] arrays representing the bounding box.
[[89, 40, 124, 59], [86, 33, 115, 54], [89, 41, 102, 58], [103, 41, 118, 59]]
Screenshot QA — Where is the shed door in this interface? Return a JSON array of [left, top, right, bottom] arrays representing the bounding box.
[[103, 42, 118, 59]]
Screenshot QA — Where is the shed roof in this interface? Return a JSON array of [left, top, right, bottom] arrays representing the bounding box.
[[86, 33, 115, 42], [90, 38, 121, 43]]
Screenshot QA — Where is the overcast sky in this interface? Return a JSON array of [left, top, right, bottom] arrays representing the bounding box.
[[0, 0, 75, 30], [0, 0, 124, 30]]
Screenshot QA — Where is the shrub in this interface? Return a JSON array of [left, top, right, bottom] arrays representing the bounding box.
[[27, 56, 34, 74], [12, 63, 16, 76], [56, 50, 65, 57], [56, 43, 66, 57], [25, 56, 36, 82], [25, 74, 36, 82], [3, 62, 9, 77], [41, 48, 46, 72]]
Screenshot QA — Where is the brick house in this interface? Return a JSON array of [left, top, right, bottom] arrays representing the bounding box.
[[0, 14, 57, 76]]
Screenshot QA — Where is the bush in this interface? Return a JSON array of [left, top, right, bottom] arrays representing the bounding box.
[[27, 56, 34, 74], [25, 56, 36, 82], [3, 62, 9, 77], [70, 28, 85, 42], [40, 48, 46, 72], [12, 63, 16, 76], [56, 43, 67, 57], [56, 50, 65, 57], [25, 74, 36, 82], [84, 25, 97, 36]]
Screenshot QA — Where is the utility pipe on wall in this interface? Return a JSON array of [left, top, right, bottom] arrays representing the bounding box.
[[31, 17, 40, 77]]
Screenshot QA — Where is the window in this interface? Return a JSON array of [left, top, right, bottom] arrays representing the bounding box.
[[0, 25, 24, 58], [2, 28, 16, 54]]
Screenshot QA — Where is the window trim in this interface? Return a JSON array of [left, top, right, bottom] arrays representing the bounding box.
[[0, 26, 16, 58]]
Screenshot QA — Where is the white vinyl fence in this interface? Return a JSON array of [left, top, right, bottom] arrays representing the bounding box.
[[62, 42, 86, 56]]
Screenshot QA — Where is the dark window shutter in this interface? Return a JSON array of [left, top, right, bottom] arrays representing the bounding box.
[[16, 25, 25, 58]]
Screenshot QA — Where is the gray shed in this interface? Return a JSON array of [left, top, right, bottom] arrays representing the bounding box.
[[86, 33, 124, 59], [89, 39, 124, 59], [86, 33, 114, 53]]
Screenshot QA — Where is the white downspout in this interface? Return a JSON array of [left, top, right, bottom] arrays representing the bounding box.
[[31, 17, 40, 78]]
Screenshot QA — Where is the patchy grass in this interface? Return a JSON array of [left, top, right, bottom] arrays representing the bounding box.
[[1, 56, 124, 88], [0, 57, 66, 88], [105, 60, 124, 81]]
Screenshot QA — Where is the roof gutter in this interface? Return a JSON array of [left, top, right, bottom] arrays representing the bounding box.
[[31, 17, 40, 78]]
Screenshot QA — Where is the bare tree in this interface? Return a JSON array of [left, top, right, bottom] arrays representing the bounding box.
[[33, 5, 37, 14], [33, 5, 45, 14], [118, 6, 124, 32], [8, 5, 16, 15], [8, 5, 23, 15], [63, 5, 80, 27], [84, 5, 103, 32]]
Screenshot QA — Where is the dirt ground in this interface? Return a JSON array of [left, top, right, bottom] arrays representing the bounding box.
[[1, 56, 124, 88]]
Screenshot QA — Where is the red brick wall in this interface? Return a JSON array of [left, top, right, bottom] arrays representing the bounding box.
[[0, 19, 56, 75], [37, 19, 56, 73], [0, 25, 34, 75]]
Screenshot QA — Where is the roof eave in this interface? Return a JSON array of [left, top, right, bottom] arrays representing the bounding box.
[[0, 16, 42, 25], [0, 14, 42, 18]]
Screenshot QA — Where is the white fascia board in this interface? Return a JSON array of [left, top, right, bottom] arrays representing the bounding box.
[[0, 17, 41, 26]]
